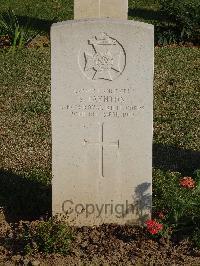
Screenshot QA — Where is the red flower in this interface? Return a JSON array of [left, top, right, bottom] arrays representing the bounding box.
[[179, 177, 196, 189], [145, 219, 163, 235]]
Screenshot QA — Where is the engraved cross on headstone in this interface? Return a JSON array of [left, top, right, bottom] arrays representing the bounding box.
[[84, 123, 119, 177]]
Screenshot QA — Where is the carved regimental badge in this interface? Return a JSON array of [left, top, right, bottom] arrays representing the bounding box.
[[79, 33, 126, 81]]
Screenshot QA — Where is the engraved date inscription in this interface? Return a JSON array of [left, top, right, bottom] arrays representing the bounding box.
[[61, 87, 145, 119]]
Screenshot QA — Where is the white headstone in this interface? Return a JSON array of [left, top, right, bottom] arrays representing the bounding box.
[[74, 0, 128, 20], [51, 19, 154, 226]]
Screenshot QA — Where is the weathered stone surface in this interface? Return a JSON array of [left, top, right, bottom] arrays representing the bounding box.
[[51, 19, 154, 226], [74, 0, 128, 19]]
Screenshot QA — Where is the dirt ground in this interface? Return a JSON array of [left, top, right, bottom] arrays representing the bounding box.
[[1, 212, 200, 266]]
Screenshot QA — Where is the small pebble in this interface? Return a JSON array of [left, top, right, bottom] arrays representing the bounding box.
[[4, 261, 15, 266], [11, 255, 21, 262], [31, 260, 41, 266], [23, 258, 30, 266]]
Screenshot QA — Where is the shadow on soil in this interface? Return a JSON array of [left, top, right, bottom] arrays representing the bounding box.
[[0, 169, 51, 222]]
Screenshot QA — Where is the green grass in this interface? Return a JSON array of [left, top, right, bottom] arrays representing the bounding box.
[[0, 48, 51, 174], [0, 0, 158, 22], [0, 49, 51, 220], [154, 47, 200, 151], [0, 0, 180, 46], [129, 0, 162, 23], [0, 0, 199, 222], [22, 217, 73, 255], [0, 0, 73, 21], [0, 47, 199, 175], [0, 0, 164, 36], [0, 0, 73, 36]]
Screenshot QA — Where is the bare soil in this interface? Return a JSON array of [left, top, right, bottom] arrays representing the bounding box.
[[1, 214, 200, 266]]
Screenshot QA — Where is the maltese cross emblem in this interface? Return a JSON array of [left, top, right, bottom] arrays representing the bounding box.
[[79, 33, 126, 81]]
